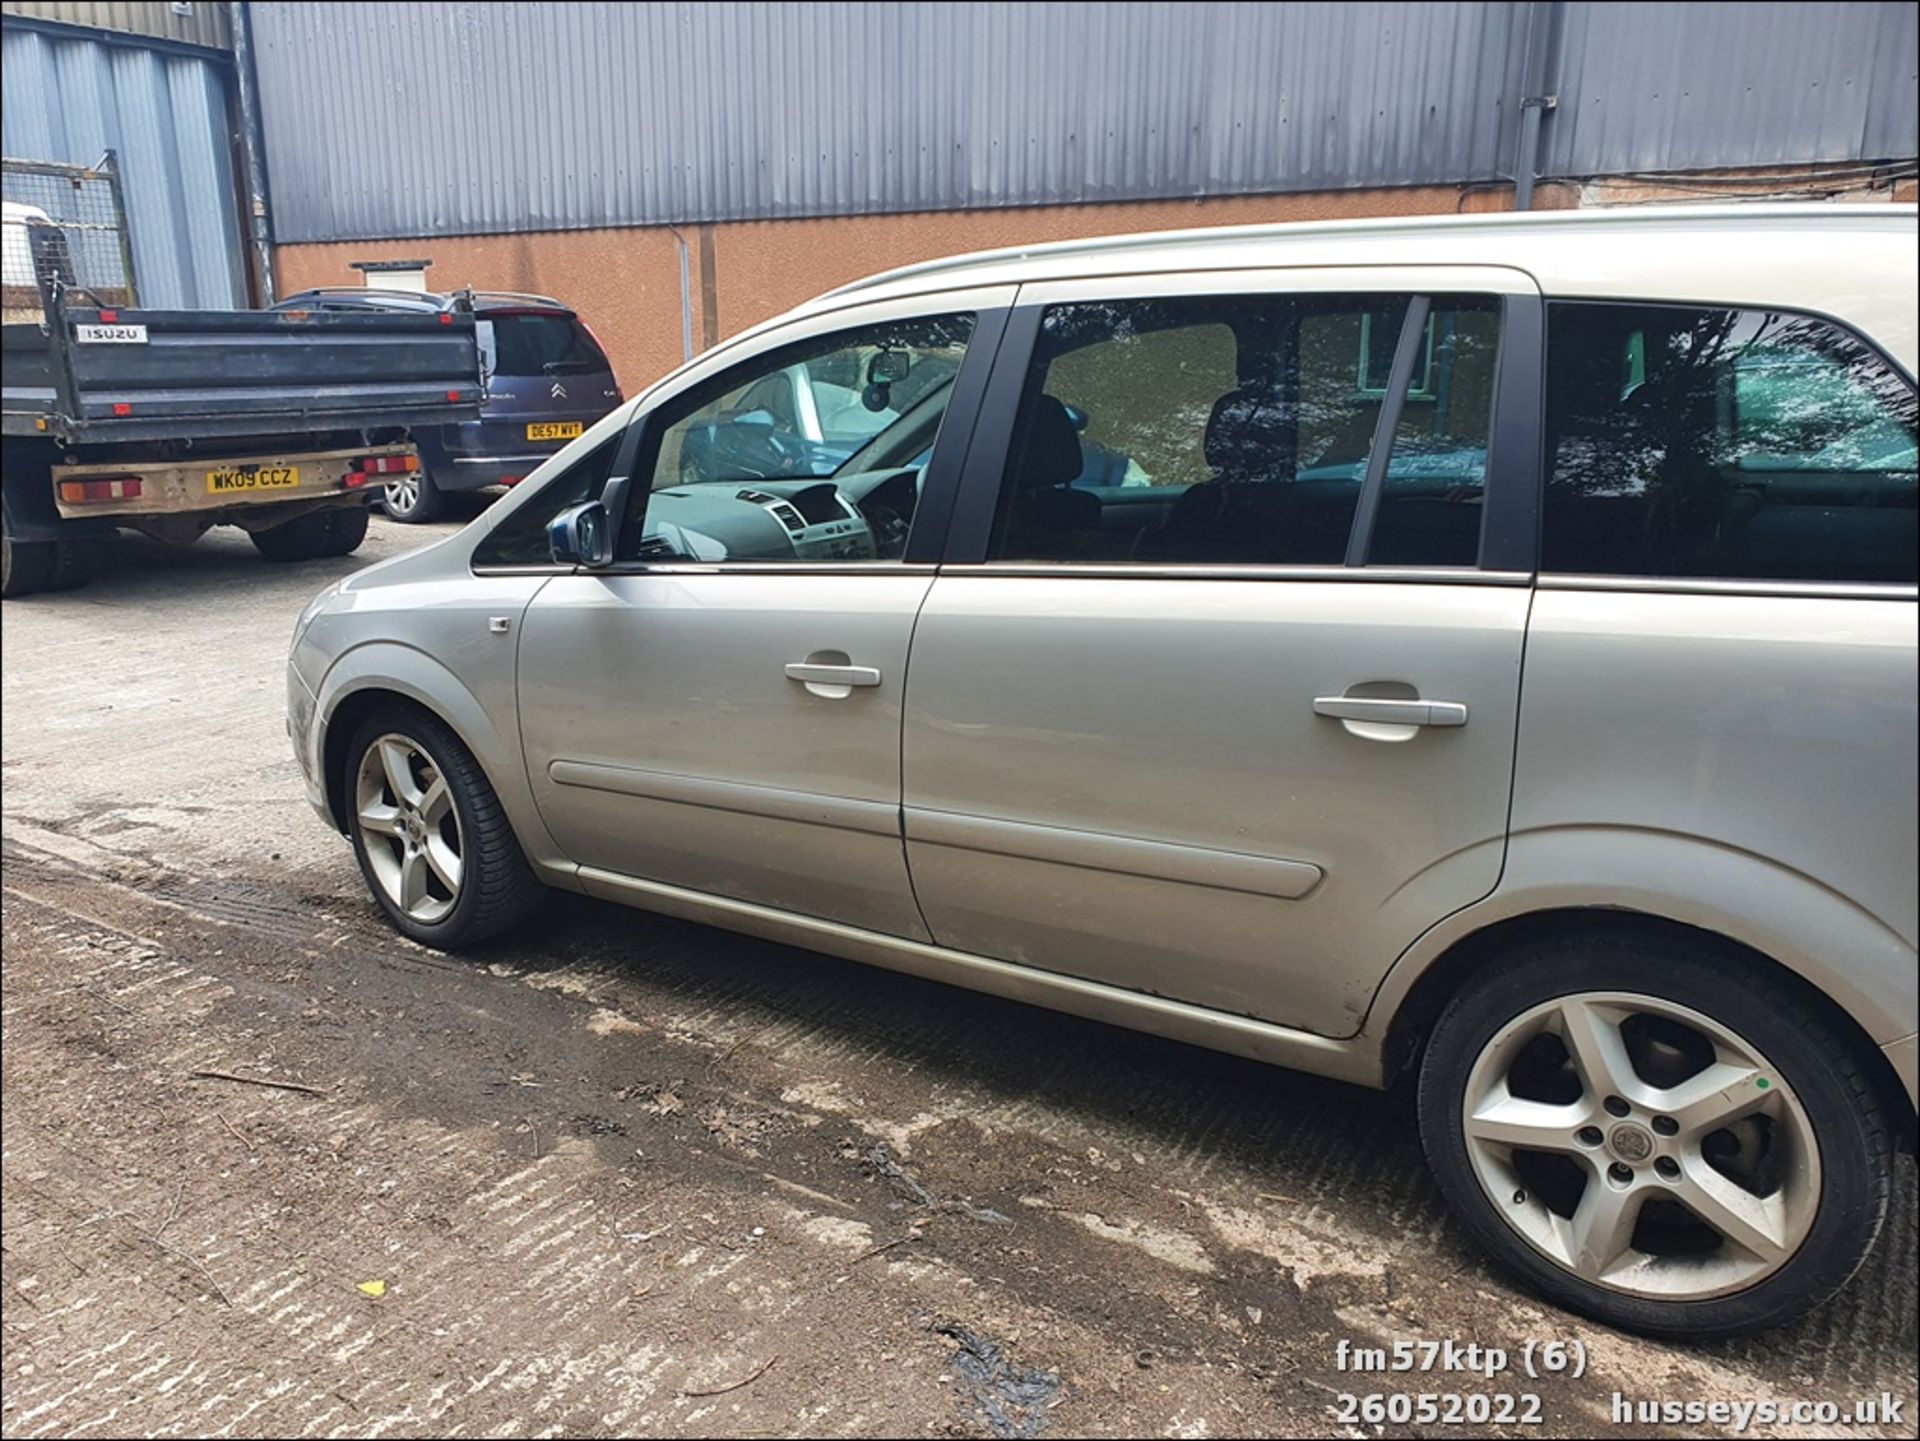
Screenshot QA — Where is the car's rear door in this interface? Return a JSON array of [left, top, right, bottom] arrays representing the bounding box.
[[900, 266, 1543, 1037], [514, 288, 1013, 938]]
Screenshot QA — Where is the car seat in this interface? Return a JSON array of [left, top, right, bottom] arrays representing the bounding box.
[[997, 395, 1102, 557]]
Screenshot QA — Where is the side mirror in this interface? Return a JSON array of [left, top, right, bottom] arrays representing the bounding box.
[[548, 500, 613, 567]]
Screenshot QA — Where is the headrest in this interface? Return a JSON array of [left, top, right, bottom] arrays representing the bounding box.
[[1014, 394, 1086, 490], [1204, 388, 1288, 475]]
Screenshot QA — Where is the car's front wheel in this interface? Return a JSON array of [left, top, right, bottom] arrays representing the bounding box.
[[345, 706, 544, 947], [1417, 929, 1895, 1339]]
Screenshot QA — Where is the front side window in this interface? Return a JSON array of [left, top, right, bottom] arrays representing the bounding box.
[[622, 312, 975, 562], [1544, 303, 1918, 583], [988, 293, 1499, 566], [471, 435, 620, 567]]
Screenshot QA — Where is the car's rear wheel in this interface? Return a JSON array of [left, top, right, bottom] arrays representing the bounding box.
[[252, 508, 337, 562], [1417, 930, 1894, 1339], [252, 505, 368, 562], [1, 527, 56, 598], [382, 467, 445, 523], [44, 536, 101, 592], [345, 706, 543, 947], [324, 504, 370, 556]]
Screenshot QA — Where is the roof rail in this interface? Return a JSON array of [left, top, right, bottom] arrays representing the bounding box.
[[471, 289, 569, 309], [817, 201, 1908, 301], [276, 285, 446, 302]]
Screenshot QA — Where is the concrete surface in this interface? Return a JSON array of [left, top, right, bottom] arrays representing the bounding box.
[[2, 512, 1916, 1439]]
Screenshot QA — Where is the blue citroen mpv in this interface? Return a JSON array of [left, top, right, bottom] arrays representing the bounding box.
[[272, 287, 623, 521]]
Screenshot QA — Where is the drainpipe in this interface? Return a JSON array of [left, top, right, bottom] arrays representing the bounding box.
[[664, 224, 695, 364], [231, 1, 277, 301], [1513, 0, 1566, 210]]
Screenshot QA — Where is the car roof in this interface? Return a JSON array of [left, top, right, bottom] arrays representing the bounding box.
[[785, 203, 1918, 373]]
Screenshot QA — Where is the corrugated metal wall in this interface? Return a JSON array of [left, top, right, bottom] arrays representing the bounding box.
[[247, 0, 1916, 244], [1547, 1, 1919, 175], [252, 0, 1533, 241], [2, 21, 246, 307], [0, 0, 233, 52]]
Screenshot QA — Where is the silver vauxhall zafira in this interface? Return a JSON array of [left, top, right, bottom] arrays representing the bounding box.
[[290, 205, 1918, 1338]]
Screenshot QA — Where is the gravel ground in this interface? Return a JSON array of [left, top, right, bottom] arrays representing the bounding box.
[[2, 510, 1915, 1439]]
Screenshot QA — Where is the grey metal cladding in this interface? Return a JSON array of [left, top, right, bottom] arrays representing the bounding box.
[[1, 23, 247, 307], [1545, 1, 1919, 176], [246, 1, 1918, 245], [0, 0, 235, 51]]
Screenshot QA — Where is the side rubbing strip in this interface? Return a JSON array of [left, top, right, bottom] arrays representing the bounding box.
[[549, 760, 899, 837], [907, 808, 1324, 900]]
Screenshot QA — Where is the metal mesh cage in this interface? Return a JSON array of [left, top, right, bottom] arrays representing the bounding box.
[[2, 152, 138, 320]]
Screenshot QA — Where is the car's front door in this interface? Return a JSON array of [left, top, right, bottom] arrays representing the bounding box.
[[900, 267, 1543, 1036], [515, 289, 1011, 938]]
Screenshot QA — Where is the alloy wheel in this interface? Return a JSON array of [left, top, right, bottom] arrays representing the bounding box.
[[1461, 991, 1819, 1299], [384, 474, 423, 517], [355, 733, 464, 924]]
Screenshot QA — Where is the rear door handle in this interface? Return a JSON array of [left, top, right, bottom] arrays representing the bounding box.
[[1313, 696, 1468, 727], [785, 662, 881, 688]]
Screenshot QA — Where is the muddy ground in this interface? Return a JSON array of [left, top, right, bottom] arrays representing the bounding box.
[[3, 512, 1916, 1439]]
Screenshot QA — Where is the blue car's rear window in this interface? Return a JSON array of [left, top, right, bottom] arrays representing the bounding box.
[[481, 313, 607, 377]]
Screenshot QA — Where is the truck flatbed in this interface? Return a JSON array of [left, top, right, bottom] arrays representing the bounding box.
[[3, 300, 483, 445]]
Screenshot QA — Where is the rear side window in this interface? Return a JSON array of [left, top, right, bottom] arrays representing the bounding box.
[[480, 313, 608, 377], [987, 293, 1500, 566], [1543, 303, 1918, 584]]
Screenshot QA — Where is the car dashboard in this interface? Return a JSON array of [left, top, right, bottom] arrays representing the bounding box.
[[637, 467, 922, 562]]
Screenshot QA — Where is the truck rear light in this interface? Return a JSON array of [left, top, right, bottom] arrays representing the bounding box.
[[59, 476, 143, 504], [99, 309, 118, 323], [343, 471, 368, 489], [354, 454, 420, 476], [500, 476, 523, 487], [111, 402, 133, 416], [446, 389, 461, 402]]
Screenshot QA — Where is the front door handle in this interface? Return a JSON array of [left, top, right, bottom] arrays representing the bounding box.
[[785, 662, 881, 688], [1313, 695, 1469, 728]]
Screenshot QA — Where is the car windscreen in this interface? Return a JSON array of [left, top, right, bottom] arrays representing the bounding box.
[[479, 312, 608, 377]]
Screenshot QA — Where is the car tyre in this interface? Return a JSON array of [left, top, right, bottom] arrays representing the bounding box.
[[1, 528, 56, 598], [382, 466, 445, 523], [43, 536, 101, 592], [252, 509, 341, 562], [345, 705, 544, 948], [322, 504, 371, 557], [1417, 929, 1894, 1339]]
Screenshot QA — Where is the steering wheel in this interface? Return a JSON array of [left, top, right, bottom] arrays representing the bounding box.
[[853, 468, 920, 559]]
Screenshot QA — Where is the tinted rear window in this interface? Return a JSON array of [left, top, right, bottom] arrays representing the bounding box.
[[481, 313, 608, 377], [1543, 302, 1917, 585]]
